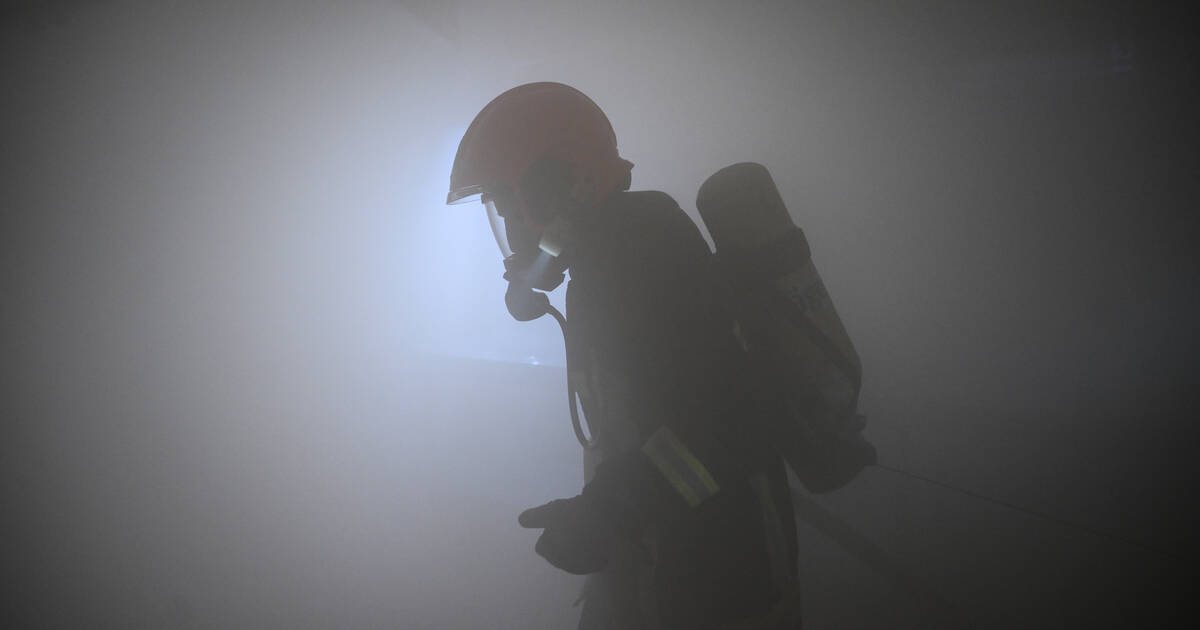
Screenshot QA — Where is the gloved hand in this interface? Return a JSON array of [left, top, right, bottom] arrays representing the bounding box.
[[518, 451, 680, 575], [518, 494, 611, 575]]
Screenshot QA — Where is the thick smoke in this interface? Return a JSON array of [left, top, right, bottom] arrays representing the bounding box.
[[3, 1, 1195, 628]]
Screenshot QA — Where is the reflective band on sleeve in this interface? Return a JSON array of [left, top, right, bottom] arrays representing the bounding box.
[[641, 426, 720, 508]]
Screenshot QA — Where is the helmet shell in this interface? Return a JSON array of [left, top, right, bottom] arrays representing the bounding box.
[[446, 82, 633, 223]]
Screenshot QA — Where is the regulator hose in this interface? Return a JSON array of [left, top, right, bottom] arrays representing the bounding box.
[[545, 304, 596, 450]]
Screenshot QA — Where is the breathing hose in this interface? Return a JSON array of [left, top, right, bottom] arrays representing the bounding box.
[[545, 304, 596, 450]]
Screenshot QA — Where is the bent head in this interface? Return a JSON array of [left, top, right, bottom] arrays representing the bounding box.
[[446, 82, 633, 306]]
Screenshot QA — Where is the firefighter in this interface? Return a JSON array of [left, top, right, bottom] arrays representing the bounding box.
[[446, 82, 801, 630]]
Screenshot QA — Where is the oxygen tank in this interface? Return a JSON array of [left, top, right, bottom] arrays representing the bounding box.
[[697, 162, 875, 493]]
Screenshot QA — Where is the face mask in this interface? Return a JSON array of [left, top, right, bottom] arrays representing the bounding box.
[[485, 193, 570, 321]]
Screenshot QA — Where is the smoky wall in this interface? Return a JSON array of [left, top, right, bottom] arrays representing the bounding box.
[[3, 1, 1196, 628]]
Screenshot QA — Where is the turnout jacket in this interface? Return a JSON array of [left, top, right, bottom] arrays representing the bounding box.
[[564, 190, 799, 630]]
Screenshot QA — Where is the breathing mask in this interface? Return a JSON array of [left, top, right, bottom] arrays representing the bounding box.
[[483, 192, 572, 321]]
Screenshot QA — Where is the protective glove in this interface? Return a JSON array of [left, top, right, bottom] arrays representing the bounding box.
[[518, 451, 684, 575], [518, 494, 611, 575]]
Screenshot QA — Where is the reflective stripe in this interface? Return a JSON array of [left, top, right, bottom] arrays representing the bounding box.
[[641, 426, 720, 508]]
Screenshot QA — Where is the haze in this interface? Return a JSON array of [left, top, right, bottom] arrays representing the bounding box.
[[3, 1, 1195, 628]]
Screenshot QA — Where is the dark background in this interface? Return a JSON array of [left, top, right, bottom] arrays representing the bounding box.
[[3, 1, 1197, 628]]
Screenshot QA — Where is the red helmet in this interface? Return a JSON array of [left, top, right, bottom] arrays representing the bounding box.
[[446, 82, 634, 227]]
